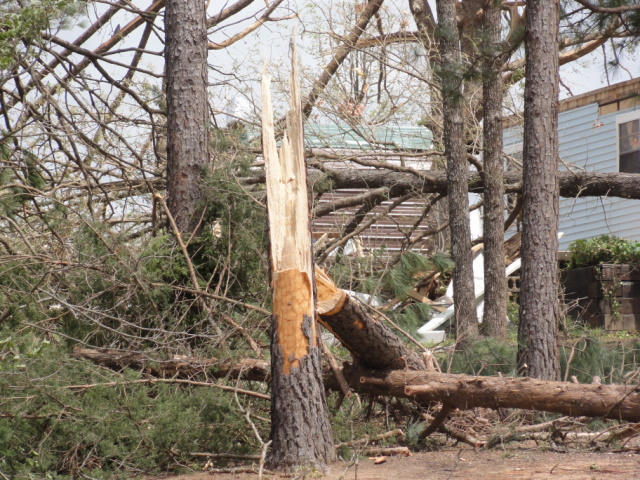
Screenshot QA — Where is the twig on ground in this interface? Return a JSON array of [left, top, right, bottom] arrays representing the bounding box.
[[205, 467, 275, 474], [364, 446, 411, 457], [420, 403, 452, 439], [188, 452, 261, 460], [335, 428, 405, 448]]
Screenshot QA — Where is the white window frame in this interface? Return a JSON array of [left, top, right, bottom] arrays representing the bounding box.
[[616, 109, 640, 174]]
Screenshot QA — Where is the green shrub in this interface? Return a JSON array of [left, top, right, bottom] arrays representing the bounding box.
[[568, 235, 640, 268]]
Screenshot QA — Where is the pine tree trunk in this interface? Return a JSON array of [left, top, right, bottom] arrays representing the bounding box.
[[517, 0, 561, 380], [262, 46, 335, 471], [165, 0, 209, 235], [436, 0, 479, 344], [316, 267, 425, 371], [481, 0, 507, 338]]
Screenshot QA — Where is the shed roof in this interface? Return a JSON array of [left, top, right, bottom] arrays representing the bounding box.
[[559, 77, 640, 113], [304, 123, 433, 151]]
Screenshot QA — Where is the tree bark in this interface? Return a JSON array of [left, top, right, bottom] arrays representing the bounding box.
[[481, 0, 507, 338], [517, 0, 561, 380], [248, 168, 640, 202], [165, 0, 209, 235], [348, 366, 640, 422], [262, 47, 335, 471], [72, 347, 270, 381], [436, 0, 479, 344], [316, 266, 425, 371]]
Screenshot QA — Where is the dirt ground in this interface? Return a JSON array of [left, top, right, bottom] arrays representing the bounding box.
[[156, 446, 640, 480]]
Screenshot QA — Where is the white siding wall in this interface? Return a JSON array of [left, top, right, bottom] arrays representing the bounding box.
[[504, 103, 640, 250], [558, 103, 640, 249]]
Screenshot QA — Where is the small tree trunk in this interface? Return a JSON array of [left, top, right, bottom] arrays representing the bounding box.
[[262, 45, 335, 471], [165, 0, 209, 235], [436, 0, 479, 344], [481, 0, 507, 338], [517, 0, 561, 380]]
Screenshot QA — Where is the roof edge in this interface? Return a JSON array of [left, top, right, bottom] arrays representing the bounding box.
[[559, 77, 640, 113]]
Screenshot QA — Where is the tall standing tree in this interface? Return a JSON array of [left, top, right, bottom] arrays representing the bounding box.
[[517, 0, 561, 380], [436, 0, 479, 344], [165, 0, 210, 235], [481, 0, 507, 338]]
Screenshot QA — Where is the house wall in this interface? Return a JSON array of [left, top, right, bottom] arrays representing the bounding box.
[[504, 99, 640, 250]]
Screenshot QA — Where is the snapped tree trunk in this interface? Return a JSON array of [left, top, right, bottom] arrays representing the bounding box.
[[517, 0, 561, 380], [481, 0, 507, 338], [315, 267, 425, 371], [436, 0, 479, 344], [262, 44, 335, 471], [165, 0, 209, 235]]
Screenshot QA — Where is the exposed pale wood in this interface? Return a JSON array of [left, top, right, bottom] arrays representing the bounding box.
[[316, 265, 347, 315], [262, 36, 335, 470], [263, 67, 316, 374]]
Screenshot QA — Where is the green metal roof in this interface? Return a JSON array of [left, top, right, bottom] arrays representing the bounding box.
[[303, 123, 433, 151]]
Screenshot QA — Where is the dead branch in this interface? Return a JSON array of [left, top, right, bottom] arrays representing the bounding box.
[[335, 429, 405, 448]]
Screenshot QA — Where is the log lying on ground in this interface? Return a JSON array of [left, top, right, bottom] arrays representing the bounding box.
[[74, 269, 640, 424], [345, 365, 640, 422], [74, 347, 640, 422], [72, 347, 270, 381]]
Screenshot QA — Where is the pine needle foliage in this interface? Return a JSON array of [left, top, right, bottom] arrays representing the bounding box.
[[0, 332, 268, 478]]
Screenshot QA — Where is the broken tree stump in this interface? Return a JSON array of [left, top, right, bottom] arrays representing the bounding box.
[[262, 42, 335, 470]]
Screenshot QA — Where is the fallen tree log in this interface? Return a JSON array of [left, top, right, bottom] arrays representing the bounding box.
[[72, 347, 270, 381], [74, 347, 640, 422], [345, 365, 640, 422], [315, 266, 425, 371], [246, 169, 640, 201], [74, 269, 640, 424]]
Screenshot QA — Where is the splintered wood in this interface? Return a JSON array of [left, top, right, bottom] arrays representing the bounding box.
[[262, 50, 315, 375]]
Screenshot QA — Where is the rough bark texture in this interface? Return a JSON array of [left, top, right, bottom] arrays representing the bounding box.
[[318, 296, 425, 371], [436, 0, 479, 343], [268, 321, 334, 470], [72, 347, 269, 381], [165, 0, 209, 235], [517, 0, 561, 380], [348, 367, 640, 422], [248, 169, 640, 201], [262, 48, 335, 470], [481, 0, 507, 338]]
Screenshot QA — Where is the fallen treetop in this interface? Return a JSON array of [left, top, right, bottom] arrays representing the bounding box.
[[245, 169, 640, 201], [74, 269, 640, 424]]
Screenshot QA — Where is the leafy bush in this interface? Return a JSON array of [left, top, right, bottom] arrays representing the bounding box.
[[568, 235, 640, 268]]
